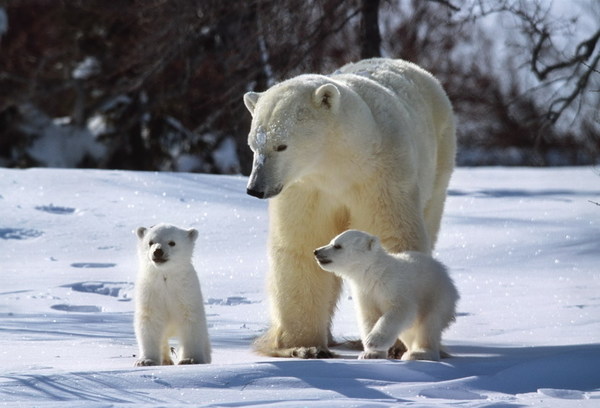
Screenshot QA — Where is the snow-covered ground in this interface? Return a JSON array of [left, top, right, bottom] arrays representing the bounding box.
[[0, 167, 598, 407]]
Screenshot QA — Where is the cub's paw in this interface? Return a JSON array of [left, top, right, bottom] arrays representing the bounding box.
[[178, 358, 207, 365], [291, 347, 335, 359], [134, 358, 159, 367], [178, 358, 196, 365], [359, 350, 387, 359]]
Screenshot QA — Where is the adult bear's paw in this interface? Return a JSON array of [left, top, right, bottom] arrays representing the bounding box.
[[291, 346, 335, 359]]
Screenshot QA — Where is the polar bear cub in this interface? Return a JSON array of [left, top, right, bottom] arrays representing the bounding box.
[[134, 223, 211, 366], [314, 230, 458, 361]]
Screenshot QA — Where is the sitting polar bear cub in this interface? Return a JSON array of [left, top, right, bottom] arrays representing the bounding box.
[[314, 230, 458, 361], [134, 223, 211, 366]]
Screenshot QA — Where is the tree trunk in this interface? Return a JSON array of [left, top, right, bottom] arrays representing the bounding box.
[[360, 0, 381, 59]]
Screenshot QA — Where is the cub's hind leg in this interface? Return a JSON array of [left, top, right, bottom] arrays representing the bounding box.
[[400, 315, 444, 361]]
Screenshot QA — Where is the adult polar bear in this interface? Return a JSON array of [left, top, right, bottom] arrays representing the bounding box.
[[243, 58, 456, 358]]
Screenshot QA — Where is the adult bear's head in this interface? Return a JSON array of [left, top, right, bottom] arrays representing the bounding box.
[[243, 75, 341, 199]]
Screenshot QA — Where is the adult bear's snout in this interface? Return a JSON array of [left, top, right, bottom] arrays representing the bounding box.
[[246, 188, 266, 199], [246, 181, 283, 199]]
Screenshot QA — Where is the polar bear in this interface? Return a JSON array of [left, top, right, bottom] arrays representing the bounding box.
[[314, 230, 458, 361], [244, 58, 456, 358], [134, 223, 211, 366]]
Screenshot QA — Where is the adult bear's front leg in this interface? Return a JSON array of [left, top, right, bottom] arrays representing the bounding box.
[[254, 188, 345, 358], [254, 241, 342, 358]]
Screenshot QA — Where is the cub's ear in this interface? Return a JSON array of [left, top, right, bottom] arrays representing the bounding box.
[[136, 227, 147, 240], [313, 83, 340, 111], [243, 92, 261, 115], [188, 228, 199, 242]]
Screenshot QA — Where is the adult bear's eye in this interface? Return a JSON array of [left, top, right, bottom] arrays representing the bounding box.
[[333, 244, 342, 250], [275, 144, 288, 152], [168, 241, 176, 247]]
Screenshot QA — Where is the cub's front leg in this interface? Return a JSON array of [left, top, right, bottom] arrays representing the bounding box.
[[134, 314, 165, 366], [359, 307, 414, 360]]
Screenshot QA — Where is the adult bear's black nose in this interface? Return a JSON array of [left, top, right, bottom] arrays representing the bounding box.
[[247, 188, 266, 199]]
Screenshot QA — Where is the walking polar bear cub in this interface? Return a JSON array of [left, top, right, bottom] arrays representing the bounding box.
[[244, 58, 456, 358], [315, 230, 459, 361], [134, 223, 211, 366]]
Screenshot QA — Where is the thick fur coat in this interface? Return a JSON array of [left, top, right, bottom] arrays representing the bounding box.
[[315, 230, 459, 361], [134, 223, 211, 366], [243, 58, 456, 357]]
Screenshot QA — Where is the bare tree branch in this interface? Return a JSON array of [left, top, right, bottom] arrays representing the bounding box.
[[427, 0, 460, 12], [533, 29, 600, 81], [547, 53, 600, 123]]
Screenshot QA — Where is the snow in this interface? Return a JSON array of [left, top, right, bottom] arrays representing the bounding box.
[[255, 126, 268, 150], [72, 57, 100, 80], [18, 104, 107, 168], [0, 166, 599, 407], [212, 137, 241, 174]]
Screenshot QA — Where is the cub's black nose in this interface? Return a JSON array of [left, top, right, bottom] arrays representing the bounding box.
[[154, 248, 164, 257], [247, 188, 265, 199]]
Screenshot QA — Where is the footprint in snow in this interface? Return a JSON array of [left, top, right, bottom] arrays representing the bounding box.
[[0, 228, 43, 240], [34, 204, 76, 215], [64, 281, 134, 301], [206, 296, 256, 306], [538, 388, 587, 400], [51, 304, 102, 313], [71, 262, 117, 268], [419, 387, 485, 401]]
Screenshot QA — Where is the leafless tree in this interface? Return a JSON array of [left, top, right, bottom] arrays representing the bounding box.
[[360, 0, 381, 58], [0, 0, 597, 171], [466, 0, 599, 129]]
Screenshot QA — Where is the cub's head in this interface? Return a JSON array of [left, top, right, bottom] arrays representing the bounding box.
[[243, 75, 341, 199], [136, 223, 198, 267], [314, 230, 380, 276]]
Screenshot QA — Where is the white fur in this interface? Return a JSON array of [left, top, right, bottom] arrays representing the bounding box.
[[315, 230, 459, 361], [243, 58, 456, 358], [134, 223, 211, 366]]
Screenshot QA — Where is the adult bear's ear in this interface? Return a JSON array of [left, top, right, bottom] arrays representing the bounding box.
[[136, 227, 147, 240], [313, 83, 340, 111], [188, 228, 199, 242], [244, 92, 261, 115]]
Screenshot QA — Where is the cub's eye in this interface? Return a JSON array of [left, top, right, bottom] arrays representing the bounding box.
[[148, 241, 154, 247], [168, 241, 176, 247], [333, 244, 342, 250], [275, 144, 288, 152]]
